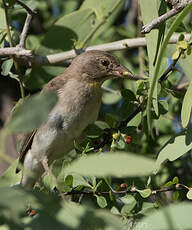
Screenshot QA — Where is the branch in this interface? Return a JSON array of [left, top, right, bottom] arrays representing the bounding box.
[[18, 13, 33, 48], [0, 34, 190, 67], [141, 0, 192, 34], [62, 184, 186, 197], [158, 52, 181, 83]]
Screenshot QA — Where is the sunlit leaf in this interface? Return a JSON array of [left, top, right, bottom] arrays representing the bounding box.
[[65, 152, 155, 177], [133, 202, 192, 230], [181, 81, 192, 128]]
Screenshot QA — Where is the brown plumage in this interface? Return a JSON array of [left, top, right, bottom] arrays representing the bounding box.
[[17, 50, 133, 189]]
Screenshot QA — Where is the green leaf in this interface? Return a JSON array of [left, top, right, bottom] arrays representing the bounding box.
[[120, 195, 136, 213], [172, 176, 179, 184], [0, 187, 37, 221], [140, 0, 167, 117], [53, 201, 122, 230], [186, 190, 192, 200], [133, 202, 192, 230], [102, 91, 121, 104], [96, 195, 107, 208], [85, 123, 104, 138], [65, 152, 155, 177], [164, 181, 174, 187], [181, 81, 192, 128], [0, 160, 21, 187], [155, 127, 192, 171], [0, 7, 6, 30], [4, 90, 58, 133], [121, 89, 137, 102], [1, 59, 13, 76], [179, 52, 192, 82], [172, 50, 180, 60], [73, 175, 91, 188], [145, 1, 192, 135], [173, 191, 179, 201], [65, 175, 73, 186], [136, 188, 151, 198]]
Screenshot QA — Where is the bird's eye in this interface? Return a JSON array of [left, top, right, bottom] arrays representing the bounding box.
[[101, 59, 110, 66]]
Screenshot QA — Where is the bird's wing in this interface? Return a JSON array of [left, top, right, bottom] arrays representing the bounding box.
[[16, 73, 68, 173], [16, 131, 37, 173]]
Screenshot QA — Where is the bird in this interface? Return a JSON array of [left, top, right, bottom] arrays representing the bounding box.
[[16, 50, 134, 189]]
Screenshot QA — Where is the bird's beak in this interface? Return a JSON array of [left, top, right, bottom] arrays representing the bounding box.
[[112, 65, 134, 78]]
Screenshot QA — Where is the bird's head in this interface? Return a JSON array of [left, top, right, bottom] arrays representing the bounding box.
[[70, 50, 134, 84]]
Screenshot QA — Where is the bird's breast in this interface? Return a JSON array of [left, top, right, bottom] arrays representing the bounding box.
[[50, 85, 102, 138]]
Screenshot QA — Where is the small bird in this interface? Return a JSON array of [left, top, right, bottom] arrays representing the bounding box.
[[17, 50, 133, 189]]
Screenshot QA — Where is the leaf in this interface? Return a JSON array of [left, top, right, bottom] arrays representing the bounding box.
[[96, 195, 107, 208], [53, 201, 122, 230], [172, 176, 179, 184], [72, 174, 92, 188], [181, 81, 192, 128], [145, 1, 192, 135], [136, 188, 151, 198], [102, 91, 121, 105], [85, 123, 104, 138], [0, 7, 6, 30], [4, 90, 58, 133], [179, 52, 192, 81], [120, 195, 136, 213], [178, 40, 188, 49], [155, 127, 192, 171], [121, 89, 137, 102], [0, 187, 37, 221], [186, 190, 192, 200], [133, 202, 192, 230], [1, 59, 13, 76], [65, 152, 155, 177], [172, 50, 180, 60], [140, 0, 167, 117], [0, 160, 21, 187]]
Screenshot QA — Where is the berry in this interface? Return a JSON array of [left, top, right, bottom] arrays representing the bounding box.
[[120, 183, 127, 189], [29, 209, 37, 216], [125, 136, 132, 143]]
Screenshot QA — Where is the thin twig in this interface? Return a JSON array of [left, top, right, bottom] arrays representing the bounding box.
[[18, 13, 33, 48], [2, 0, 25, 99], [101, 86, 121, 95], [62, 185, 186, 196], [158, 52, 181, 83], [141, 0, 192, 34]]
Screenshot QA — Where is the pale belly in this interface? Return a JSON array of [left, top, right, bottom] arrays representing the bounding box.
[[30, 90, 101, 162]]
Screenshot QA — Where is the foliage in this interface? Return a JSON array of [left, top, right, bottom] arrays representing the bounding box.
[[0, 0, 192, 229]]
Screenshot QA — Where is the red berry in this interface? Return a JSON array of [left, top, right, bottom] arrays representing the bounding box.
[[29, 210, 37, 216], [120, 183, 127, 189], [125, 136, 132, 143]]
